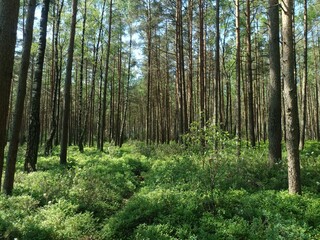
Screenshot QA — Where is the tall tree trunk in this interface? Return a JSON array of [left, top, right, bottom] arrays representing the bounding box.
[[119, 27, 132, 147], [115, 37, 123, 146], [60, 0, 78, 165], [215, 0, 220, 135], [25, 0, 50, 172], [187, 0, 194, 126], [246, 0, 255, 147], [0, 0, 20, 191], [268, 0, 282, 166], [78, 0, 87, 152], [146, 0, 152, 144], [44, 0, 64, 156], [314, 35, 320, 141], [282, 0, 301, 195], [299, 0, 308, 150], [235, 0, 241, 155], [199, 0, 205, 133], [3, 0, 36, 195], [100, 0, 113, 151]]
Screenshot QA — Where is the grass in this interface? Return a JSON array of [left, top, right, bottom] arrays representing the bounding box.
[[1, 139, 320, 239]]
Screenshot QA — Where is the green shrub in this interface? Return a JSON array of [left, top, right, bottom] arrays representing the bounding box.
[[69, 160, 139, 220], [19, 200, 98, 240], [101, 188, 204, 239]]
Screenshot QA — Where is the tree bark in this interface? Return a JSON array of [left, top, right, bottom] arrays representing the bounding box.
[[3, 0, 36, 195], [100, 0, 113, 151], [235, 0, 241, 155], [282, 0, 301, 195], [25, 0, 50, 172], [268, 0, 282, 166], [246, 0, 255, 147], [44, 0, 64, 156], [60, 0, 78, 165], [0, 0, 20, 190], [299, 0, 308, 150]]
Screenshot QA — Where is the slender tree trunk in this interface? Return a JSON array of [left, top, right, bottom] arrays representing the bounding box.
[[0, 0, 20, 191], [299, 0, 308, 150], [78, 0, 87, 152], [314, 35, 320, 141], [119, 28, 132, 147], [187, 0, 194, 126], [215, 0, 220, 135], [45, 0, 64, 156], [235, 0, 241, 155], [100, 0, 113, 151], [246, 0, 255, 147], [115, 37, 123, 146], [146, 0, 152, 144], [25, 0, 50, 172], [199, 0, 205, 132], [268, 0, 282, 166], [60, 0, 78, 165], [282, 0, 301, 195]]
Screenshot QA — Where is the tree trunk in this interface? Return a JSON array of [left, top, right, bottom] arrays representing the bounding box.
[[100, 0, 113, 151], [299, 0, 308, 150], [3, 0, 36, 195], [25, 0, 50, 172], [268, 0, 282, 166], [199, 0, 205, 132], [215, 0, 220, 141], [60, 0, 78, 165], [235, 0, 241, 155], [281, 0, 301, 195], [0, 0, 20, 190], [246, 0, 255, 147], [44, 0, 64, 156], [78, 0, 86, 152]]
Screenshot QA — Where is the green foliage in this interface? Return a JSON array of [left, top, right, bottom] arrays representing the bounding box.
[[101, 188, 203, 239], [2, 141, 320, 239]]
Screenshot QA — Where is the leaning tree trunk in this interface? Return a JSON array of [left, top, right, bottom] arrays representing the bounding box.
[[3, 0, 36, 195], [25, 0, 50, 172], [0, 0, 20, 190], [60, 0, 78, 165], [282, 0, 301, 195]]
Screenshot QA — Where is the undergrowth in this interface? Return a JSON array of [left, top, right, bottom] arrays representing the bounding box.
[[1, 135, 320, 239]]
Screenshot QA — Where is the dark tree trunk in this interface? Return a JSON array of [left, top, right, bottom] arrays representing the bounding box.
[[246, 0, 255, 147], [100, 0, 113, 151], [25, 0, 50, 172], [3, 0, 36, 195], [268, 0, 282, 166], [0, 0, 20, 190], [44, 0, 64, 156], [60, 0, 78, 165], [78, 0, 87, 153]]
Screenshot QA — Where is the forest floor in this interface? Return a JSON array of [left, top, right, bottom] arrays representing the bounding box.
[[1, 139, 320, 239]]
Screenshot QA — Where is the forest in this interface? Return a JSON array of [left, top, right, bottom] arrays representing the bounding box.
[[0, 0, 320, 239]]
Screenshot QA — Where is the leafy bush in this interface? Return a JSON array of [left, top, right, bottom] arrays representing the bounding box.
[[19, 200, 98, 240], [101, 188, 204, 239]]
